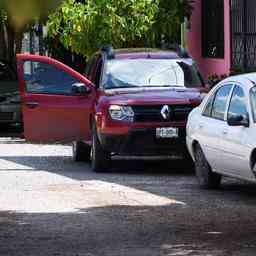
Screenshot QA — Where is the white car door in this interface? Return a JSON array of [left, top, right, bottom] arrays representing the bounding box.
[[197, 84, 233, 171], [219, 84, 254, 179]]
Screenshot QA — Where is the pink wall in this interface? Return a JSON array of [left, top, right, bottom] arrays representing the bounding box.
[[187, 0, 231, 80]]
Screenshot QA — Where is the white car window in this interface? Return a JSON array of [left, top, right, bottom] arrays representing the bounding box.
[[228, 85, 247, 120], [212, 85, 232, 120], [202, 93, 215, 117], [250, 87, 256, 122], [203, 84, 232, 120]]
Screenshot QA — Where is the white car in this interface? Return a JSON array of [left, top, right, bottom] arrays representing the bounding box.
[[186, 73, 256, 189]]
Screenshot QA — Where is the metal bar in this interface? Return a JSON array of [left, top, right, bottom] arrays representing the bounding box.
[[243, 0, 247, 70]]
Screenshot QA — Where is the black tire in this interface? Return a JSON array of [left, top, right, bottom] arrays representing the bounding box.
[[72, 141, 91, 162], [91, 123, 111, 172], [194, 144, 221, 189]]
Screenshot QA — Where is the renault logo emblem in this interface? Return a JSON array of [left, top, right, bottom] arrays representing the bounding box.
[[161, 105, 171, 120]]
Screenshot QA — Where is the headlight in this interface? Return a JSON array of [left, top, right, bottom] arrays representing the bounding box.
[[109, 105, 134, 122]]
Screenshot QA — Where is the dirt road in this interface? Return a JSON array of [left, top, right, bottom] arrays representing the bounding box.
[[0, 138, 256, 255]]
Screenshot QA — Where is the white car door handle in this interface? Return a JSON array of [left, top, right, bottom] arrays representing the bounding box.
[[222, 129, 228, 134], [199, 123, 204, 129]]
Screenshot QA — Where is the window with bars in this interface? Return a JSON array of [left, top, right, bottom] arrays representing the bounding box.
[[231, 0, 256, 71], [202, 0, 224, 59]]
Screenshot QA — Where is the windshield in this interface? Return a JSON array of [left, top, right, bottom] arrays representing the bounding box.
[[102, 59, 204, 89]]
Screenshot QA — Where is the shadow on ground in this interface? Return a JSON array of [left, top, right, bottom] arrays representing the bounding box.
[[1, 203, 256, 256], [1, 150, 256, 255], [1, 154, 256, 208]]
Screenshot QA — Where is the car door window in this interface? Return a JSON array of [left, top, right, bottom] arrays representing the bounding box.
[[250, 87, 256, 122], [202, 93, 215, 117], [23, 61, 79, 95], [211, 85, 233, 120], [228, 85, 247, 119]]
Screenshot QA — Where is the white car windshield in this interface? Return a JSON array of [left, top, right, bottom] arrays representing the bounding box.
[[102, 59, 203, 89]]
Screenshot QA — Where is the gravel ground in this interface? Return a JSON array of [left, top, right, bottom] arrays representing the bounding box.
[[0, 138, 256, 255]]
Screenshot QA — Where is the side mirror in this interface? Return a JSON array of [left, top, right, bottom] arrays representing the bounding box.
[[227, 114, 249, 127], [71, 83, 91, 95]]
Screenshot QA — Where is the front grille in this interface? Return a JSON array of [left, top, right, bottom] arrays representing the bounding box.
[[133, 105, 193, 122], [0, 112, 13, 121]]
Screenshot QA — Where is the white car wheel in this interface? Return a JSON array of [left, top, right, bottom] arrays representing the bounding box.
[[194, 144, 221, 189]]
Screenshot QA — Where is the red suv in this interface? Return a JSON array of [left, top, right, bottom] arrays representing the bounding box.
[[17, 47, 207, 172]]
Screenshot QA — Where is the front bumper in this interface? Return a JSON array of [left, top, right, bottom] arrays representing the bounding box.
[[98, 128, 188, 156]]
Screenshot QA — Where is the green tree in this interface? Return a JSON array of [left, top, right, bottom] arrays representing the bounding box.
[[47, 0, 193, 58], [0, 9, 24, 66], [47, 0, 159, 57], [0, 0, 61, 68], [149, 0, 194, 47]]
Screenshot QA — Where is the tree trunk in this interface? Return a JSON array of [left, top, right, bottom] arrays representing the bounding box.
[[1, 18, 24, 72], [0, 20, 7, 60], [6, 22, 15, 64]]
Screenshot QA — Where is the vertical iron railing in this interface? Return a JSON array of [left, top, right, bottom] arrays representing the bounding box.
[[231, 0, 256, 71]]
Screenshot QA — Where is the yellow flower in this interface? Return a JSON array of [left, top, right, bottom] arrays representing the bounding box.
[[77, 25, 81, 32]]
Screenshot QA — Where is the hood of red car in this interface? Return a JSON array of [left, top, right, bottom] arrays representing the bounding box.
[[102, 87, 206, 105]]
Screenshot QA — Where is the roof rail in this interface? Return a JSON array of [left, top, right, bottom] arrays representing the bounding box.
[[163, 43, 191, 58], [100, 45, 115, 59]]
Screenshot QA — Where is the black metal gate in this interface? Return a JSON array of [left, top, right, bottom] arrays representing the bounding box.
[[231, 0, 256, 71]]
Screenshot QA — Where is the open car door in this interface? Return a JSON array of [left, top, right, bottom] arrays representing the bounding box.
[[17, 54, 95, 143]]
